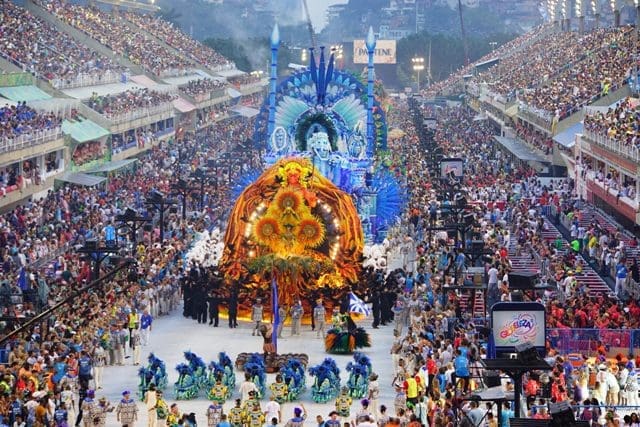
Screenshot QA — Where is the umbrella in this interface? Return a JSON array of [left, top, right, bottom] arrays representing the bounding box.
[[348, 292, 371, 316]]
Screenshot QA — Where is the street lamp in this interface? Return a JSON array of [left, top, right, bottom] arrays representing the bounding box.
[[146, 190, 177, 243], [412, 56, 425, 91], [489, 41, 498, 51]]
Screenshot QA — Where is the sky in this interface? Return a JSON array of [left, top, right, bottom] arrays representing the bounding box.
[[307, 0, 348, 31]]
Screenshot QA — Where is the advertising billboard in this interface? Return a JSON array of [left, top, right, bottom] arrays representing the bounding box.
[[440, 158, 464, 179], [353, 40, 397, 64], [491, 302, 546, 356]]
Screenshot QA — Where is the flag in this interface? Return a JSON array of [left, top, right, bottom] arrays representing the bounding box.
[[271, 276, 279, 353], [17, 267, 27, 291], [348, 292, 371, 316]]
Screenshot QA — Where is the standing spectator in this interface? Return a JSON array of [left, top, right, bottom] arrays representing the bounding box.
[[290, 300, 303, 336], [313, 299, 326, 338], [251, 298, 263, 336]]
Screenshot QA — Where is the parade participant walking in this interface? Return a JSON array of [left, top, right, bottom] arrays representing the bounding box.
[[229, 399, 244, 427], [251, 298, 264, 336], [140, 309, 153, 346], [156, 391, 169, 426], [326, 411, 341, 427], [290, 299, 304, 336], [284, 404, 307, 427], [335, 387, 353, 421], [92, 346, 106, 390], [144, 384, 158, 427], [245, 401, 266, 427], [313, 299, 326, 338], [277, 304, 287, 338], [269, 374, 288, 404], [78, 351, 93, 393], [131, 329, 142, 365], [78, 389, 96, 427], [240, 373, 259, 402], [92, 397, 113, 427], [127, 310, 139, 349], [206, 400, 224, 427], [264, 395, 281, 425], [116, 391, 138, 427], [209, 377, 229, 404], [367, 373, 380, 421]]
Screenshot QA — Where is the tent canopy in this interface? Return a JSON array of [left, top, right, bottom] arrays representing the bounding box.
[[493, 136, 549, 163], [86, 158, 138, 174], [56, 172, 106, 187], [173, 97, 196, 113], [0, 85, 52, 102], [231, 105, 260, 118], [61, 118, 110, 143], [553, 122, 582, 148]]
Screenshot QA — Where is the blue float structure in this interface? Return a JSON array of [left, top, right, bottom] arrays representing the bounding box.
[[251, 26, 406, 243]]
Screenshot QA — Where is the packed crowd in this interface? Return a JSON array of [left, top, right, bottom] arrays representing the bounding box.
[[584, 97, 640, 148], [85, 89, 176, 119], [228, 74, 263, 88], [0, 110, 262, 424], [123, 12, 232, 71], [70, 141, 104, 166], [516, 27, 634, 120], [0, 104, 62, 141], [40, 0, 194, 77], [0, 2, 125, 88], [422, 23, 553, 98], [181, 78, 227, 98]]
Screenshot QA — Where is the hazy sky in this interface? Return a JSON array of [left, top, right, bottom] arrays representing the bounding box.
[[307, 0, 348, 31]]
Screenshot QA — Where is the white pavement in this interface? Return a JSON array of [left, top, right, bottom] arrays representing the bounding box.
[[98, 306, 397, 426]]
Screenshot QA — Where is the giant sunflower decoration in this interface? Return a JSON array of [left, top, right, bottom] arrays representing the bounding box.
[[220, 157, 364, 305], [297, 217, 325, 248]]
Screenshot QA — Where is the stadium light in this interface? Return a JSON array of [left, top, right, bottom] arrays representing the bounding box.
[[575, 0, 582, 17], [412, 56, 425, 91]]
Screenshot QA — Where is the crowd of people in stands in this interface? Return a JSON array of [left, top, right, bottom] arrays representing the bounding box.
[[516, 27, 634, 120], [85, 89, 176, 119], [228, 74, 262, 88], [180, 78, 227, 98], [123, 12, 232, 71], [0, 2, 125, 88], [196, 104, 230, 129], [0, 104, 62, 141], [71, 141, 105, 166], [366, 96, 640, 426], [40, 0, 194, 77], [515, 123, 554, 155], [584, 97, 640, 148]]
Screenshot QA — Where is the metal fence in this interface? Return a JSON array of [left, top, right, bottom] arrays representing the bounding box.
[[583, 129, 640, 163], [0, 127, 63, 154]]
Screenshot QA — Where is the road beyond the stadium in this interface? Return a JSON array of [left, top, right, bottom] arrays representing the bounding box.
[[100, 307, 397, 426]]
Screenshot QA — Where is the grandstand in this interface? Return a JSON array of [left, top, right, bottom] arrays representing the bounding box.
[[0, 0, 266, 211]]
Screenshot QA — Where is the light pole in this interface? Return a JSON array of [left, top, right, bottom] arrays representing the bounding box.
[[412, 56, 425, 92]]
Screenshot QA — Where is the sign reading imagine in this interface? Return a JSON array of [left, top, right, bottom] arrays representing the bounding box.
[[353, 40, 397, 64]]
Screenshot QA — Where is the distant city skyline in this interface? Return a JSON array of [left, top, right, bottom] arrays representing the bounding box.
[[307, 0, 348, 31]]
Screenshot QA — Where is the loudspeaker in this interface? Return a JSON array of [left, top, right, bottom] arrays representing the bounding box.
[[515, 342, 540, 364], [483, 370, 501, 388], [509, 272, 538, 290], [511, 290, 524, 301], [550, 401, 575, 427]]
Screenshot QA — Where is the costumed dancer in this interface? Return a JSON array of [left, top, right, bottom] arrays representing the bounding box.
[[208, 377, 229, 404], [228, 399, 245, 427], [269, 374, 288, 404], [92, 397, 113, 427], [166, 403, 182, 427], [325, 309, 371, 354], [335, 387, 353, 422], [115, 390, 138, 427], [155, 391, 169, 426], [206, 401, 224, 427], [131, 329, 142, 366], [259, 324, 276, 360], [244, 401, 265, 427], [251, 299, 264, 336]]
